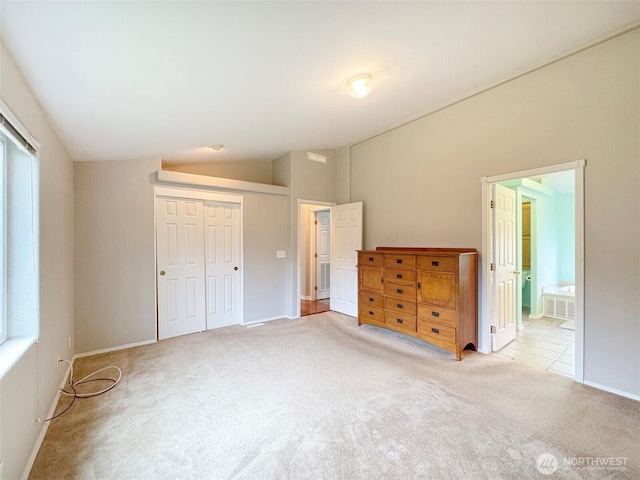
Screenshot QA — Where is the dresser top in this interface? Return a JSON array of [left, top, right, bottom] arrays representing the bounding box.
[[358, 247, 478, 256]]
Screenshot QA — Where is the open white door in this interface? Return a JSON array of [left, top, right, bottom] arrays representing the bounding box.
[[316, 210, 330, 300], [157, 197, 206, 340], [330, 202, 363, 317], [492, 184, 518, 351]]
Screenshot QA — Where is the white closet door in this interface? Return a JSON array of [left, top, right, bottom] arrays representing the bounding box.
[[157, 197, 206, 339], [205, 201, 242, 329]]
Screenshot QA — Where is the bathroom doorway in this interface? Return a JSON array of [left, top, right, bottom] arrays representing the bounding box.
[[481, 160, 584, 382], [497, 170, 576, 376]]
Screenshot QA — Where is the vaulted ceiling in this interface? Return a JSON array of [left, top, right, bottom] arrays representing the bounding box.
[[1, 1, 638, 164]]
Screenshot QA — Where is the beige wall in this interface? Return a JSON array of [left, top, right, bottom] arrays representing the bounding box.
[[75, 158, 160, 353], [271, 152, 294, 312], [0, 44, 75, 479], [349, 30, 640, 397], [271, 151, 291, 188], [163, 160, 273, 184], [242, 193, 288, 321], [74, 159, 289, 353], [336, 145, 350, 204]]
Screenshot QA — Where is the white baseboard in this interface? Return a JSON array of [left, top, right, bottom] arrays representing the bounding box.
[[583, 380, 640, 402], [528, 313, 544, 319], [21, 362, 73, 480], [243, 315, 291, 326], [300, 295, 312, 301], [74, 339, 157, 359]]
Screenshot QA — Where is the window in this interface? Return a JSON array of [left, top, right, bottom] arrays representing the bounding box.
[[0, 136, 4, 345], [0, 104, 39, 376]]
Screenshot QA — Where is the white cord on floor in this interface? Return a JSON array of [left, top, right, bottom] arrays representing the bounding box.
[[58, 359, 122, 398], [45, 359, 122, 422]]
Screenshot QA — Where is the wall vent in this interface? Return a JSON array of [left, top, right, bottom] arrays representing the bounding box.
[[307, 152, 327, 164]]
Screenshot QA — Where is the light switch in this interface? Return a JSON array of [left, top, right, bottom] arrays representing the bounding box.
[[276, 251, 286, 258]]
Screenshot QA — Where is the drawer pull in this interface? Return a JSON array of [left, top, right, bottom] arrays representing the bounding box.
[[396, 318, 403, 324], [431, 327, 440, 334], [417, 281, 421, 290], [431, 261, 440, 267], [396, 259, 403, 264], [396, 273, 403, 279], [396, 303, 403, 309], [369, 297, 374, 302], [381, 277, 384, 284], [396, 288, 403, 294], [369, 257, 374, 262], [368, 311, 374, 316], [432, 311, 440, 317]]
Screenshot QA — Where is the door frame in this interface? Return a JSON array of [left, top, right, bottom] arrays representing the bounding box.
[[154, 186, 244, 338], [480, 159, 585, 382], [296, 198, 334, 319]]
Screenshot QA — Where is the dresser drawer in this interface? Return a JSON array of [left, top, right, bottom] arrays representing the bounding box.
[[417, 304, 458, 327], [384, 297, 417, 316], [384, 254, 416, 269], [384, 282, 416, 301], [417, 255, 458, 273], [359, 252, 384, 267], [359, 306, 385, 325], [385, 268, 416, 285], [417, 319, 456, 344], [384, 311, 417, 333], [359, 292, 384, 309]]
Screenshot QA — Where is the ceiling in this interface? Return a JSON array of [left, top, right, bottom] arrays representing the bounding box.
[[1, 2, 638, 165]]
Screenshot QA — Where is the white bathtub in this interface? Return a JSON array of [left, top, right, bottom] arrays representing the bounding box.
[[542, 283, 576, 320]]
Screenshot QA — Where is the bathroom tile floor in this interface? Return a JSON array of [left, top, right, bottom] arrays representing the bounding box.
[[496, 313, 575, 377]]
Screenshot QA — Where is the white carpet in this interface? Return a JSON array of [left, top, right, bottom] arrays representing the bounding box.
[[30, 312, 639, 479]]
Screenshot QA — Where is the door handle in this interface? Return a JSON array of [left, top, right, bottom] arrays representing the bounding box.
[[234, 266, 239, 271], [159, 271, 166, 276]]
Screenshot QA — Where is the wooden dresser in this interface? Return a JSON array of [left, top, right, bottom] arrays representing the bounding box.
[[358, 247, 478, 360]]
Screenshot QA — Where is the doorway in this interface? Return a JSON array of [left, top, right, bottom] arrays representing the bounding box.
[[298, 202, 332, 316], [481, 160, 584, 382], [495, 171, 576, 376], [296, 200, 363, 319]]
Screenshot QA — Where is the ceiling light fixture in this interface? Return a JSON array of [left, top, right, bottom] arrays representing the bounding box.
[[209, 144, 224, 151], [346, 73, 373, 98]]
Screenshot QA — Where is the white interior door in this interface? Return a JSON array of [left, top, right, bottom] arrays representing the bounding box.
[[330, 202, 363, 317], [157, 197, 206, 340], [316, 210, 330, 300], [205, 201, 241, 329], [493, 184, 517, 351]]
